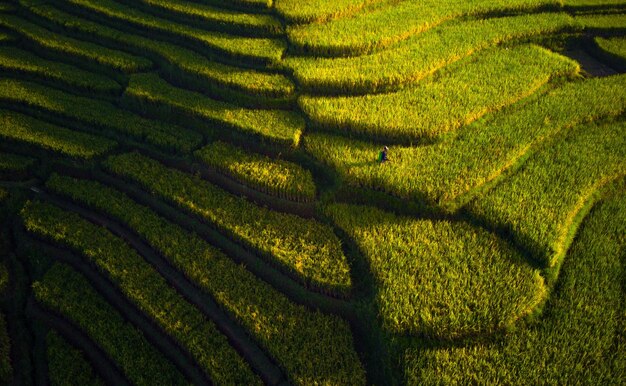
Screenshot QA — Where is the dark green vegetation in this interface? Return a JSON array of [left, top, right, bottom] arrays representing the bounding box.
[[0, 0, 623, 385]]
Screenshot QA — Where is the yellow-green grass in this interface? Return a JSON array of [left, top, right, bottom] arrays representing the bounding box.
[[0, 78, 202, 153], [58, 0, 285, 64], [275, 0, 387, 23], [0, 152, 35, 173], [0, 110, 116, 159], [195, 141, 316, 202], [327, 203, 545, 339], [47, 174, 366, 385], [405, 184, 626, 384], [33, 263, 188, 386], [0, 314, 10, 383], [565, 0, 626, 6], [593, 36, 626, 70], [46, 331, 104, 386], [0, 14, 150, 74], [575, 12, 626, 29], [467, 119, 626, 270], [284, 12, 576, 94], [300, 45, 579, 143], [0, 46, 122, 94], [25, 4, 294, 102], [129, 0, 282, 34], [305, 75, 626, 214], [0, 189, 6, 203], [123, 73, 303, 148], [0, 32, 14, 43], [287, 0, 562, 56], [23, 201, 261, 385], [104, 152, 352, 295]]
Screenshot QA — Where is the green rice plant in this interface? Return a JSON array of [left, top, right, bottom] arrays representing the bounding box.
[[33, 263, 188, 386], [275, 0, 387, 24], [300, 45, 579, 143], [0, 79, 202, 153], [326, 203, 545, 339], [467, 119, 626, 269], [23, 202, 261, 385], [0, 14, 150, 74], [25, 4, 294, 103], [576, 12, 626, 29], [0, 47, 121, 94], [0, 109, 116, 159], [0, 152, 35, 174], [0, 33, 14, 43], [128, 0, 282, 35], [47, 174, 366, 385], [287, 0, 563, 56], [284, 12, 577, 93], [405, 184, 626, 384], [58, 0, 285, 63], [46, 331, 105, 386], [593, 36, 626, 70], [104, 152, 352, 295], [123, 73, 303, 148], [194, 141, 316, 202], [0, 189, 6, 203], [565, 0, 626, 6], [0, 314, 11, 383], [305, 75, 626, 214]]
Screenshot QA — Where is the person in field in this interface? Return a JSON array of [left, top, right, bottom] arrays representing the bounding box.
[[378, 146, 389, 163]]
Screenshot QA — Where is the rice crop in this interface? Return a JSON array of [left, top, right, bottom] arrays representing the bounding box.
[[47, 174, 366, 385], [326, 203, 545, 339], [300, 45, 579, 143], [0, 109, 116, 159], [0, 14, 151, 74], [58, 0, 286, 63], [287, 0, 562, 56], [195, 141, 316, 202], [0, 78, 202, 153], [104, 152, 352, 294], [305, 75, 626, 213], [129, 0, 283, 35], [284, 12, 577, 94], [46, 331, 105, 386], [0, 46, 122, 94], [123, 73, 303, 148], [34, 264, 188, 386], [405, 184, 626, 384], [593, 36, 626, 70], [467, 119, 626, 268], [25, 4, 294, 102], [275, 0, 387, 24], [23, 201, 262, 385], [0, 153, 35, 174]]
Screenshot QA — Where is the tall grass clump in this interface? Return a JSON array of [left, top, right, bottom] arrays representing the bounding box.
[[305, 75, 626, 213], [275, 0, 386, 24], [326, 203, 545, 339], [300, 45, 579, 143], [405, 183, 626, 384]]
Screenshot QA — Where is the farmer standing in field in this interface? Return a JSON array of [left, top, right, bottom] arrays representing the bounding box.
[[378, 146, 389, 163]]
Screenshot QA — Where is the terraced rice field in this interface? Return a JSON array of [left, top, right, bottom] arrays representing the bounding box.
[[0, 0, 624, 384]]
